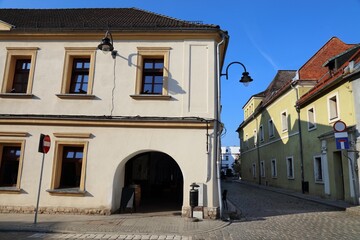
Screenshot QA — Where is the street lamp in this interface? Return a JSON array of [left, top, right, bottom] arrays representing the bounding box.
[[216, 33, 254, 220], [97, 30, 117, 58], [220, 61, 253, 86]]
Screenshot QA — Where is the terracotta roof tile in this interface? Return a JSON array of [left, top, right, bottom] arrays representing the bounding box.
[[298, 37, 355, 80]]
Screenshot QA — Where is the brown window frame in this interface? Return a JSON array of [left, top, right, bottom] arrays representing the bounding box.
[[1, 47, 38, 97], [141, 58, 164, 94], [0, 141, 25, 191], [69, 58, 90, 94]]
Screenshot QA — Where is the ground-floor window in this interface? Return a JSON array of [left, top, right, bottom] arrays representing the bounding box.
[[286, 156, 294, 179], [314, 156, 323, 183], [50, 142, 88, 193], [271, 159, 277, 178], [252, 163, 256, 178], [260, 160, 265, 177], [0, 142, 24, 189]]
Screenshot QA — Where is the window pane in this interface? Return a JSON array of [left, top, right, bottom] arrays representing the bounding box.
[[144, 76, 153, 83], [59, 146, 83, 189], [154, 76, 163, 83], [70, 58, 90, 94], [153, 84, 163, 94], [12, 59, 31, 93], [0, 146, 21, 187], [144, 62, 153, 69], [154, 62, 164, 69], [142, 58, 164, 95]]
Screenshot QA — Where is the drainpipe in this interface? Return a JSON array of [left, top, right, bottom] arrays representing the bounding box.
[[255, 116, 261, 185], [291, 81, 305, 193], [215, 32, 227, 219]]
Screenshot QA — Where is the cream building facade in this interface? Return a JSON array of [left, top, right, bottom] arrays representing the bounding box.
[[0, 8, 229, 218]]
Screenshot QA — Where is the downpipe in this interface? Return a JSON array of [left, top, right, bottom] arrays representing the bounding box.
[[215, 32, 226, 219]]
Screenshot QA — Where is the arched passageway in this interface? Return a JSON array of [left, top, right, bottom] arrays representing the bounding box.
[[124, 151, 183, 213]]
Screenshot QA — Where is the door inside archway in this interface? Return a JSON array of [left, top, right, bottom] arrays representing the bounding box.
[[124, 151, 183, 213]]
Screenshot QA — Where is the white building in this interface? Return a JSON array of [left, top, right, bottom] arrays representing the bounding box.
[[0, 8, 229, 219], [221, 146, 240, 175]]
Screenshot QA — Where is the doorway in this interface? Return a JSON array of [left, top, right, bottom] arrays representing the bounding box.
[[333, 151, 345, 200], [124, 151, 183, 213]]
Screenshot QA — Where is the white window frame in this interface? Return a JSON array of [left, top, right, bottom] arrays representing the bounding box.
[[245, 133, 249, 149], [281, 110, 288, 132], [252, 163, 257, 178], [307, 106, 317, 130], [327, 93, 340, 122], [313, 155, 323, 183], [259, 125, 264, 142], [253, 129, 258, 146], [268, 119, 275, 139], [271, 159, 277, 178], [260, 160, 265, 178], [286, 156, 294, 179]]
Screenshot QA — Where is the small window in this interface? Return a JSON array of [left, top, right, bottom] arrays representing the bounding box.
[[132, 47, 171, 100], [314, 156, 323, 182], [252, 163, 256, 178], [69, 58, 90, 94], [1, 47, 38, 97], [225, 156, 229, 161], [271, 159, 277, 178], [142, 59, 164, 94], [254, 129, 258, 146], [50, 142, 88, 193], [281, 111, 288, 132], [259, 125, 264, 142], [58, 48, 96, 98], [260, 161, 265, 177], [0, 142, 24, 189], [268, 119, 274, 138], [286, 156, 294, 179], [308, 107, 316, 130], [328, 94, 339, 121]]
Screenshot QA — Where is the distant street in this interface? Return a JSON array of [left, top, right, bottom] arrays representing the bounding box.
[[1, 181, 360, 239]]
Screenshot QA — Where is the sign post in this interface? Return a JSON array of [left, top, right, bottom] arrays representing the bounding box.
[[34, 134, 51, 224], [333, 120, 349, 150]]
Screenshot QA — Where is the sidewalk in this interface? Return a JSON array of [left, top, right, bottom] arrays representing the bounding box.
[[0, 211, 230, 236]]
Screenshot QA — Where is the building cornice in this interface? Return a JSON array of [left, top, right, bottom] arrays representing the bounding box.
[[0, 114, 214, 129]]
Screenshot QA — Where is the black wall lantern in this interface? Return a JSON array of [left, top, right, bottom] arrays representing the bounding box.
[[98, 31, 114, 52], [221, 61, 253, 86]]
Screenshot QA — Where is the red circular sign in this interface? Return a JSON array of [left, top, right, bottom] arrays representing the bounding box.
[[333, 120, 347, 132], [43, 135, 51, 153]]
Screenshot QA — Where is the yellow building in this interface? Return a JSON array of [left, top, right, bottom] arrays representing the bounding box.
[[238, 37, 360, 205]]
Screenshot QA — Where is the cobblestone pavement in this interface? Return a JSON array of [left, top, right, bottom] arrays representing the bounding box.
[[190, 181, 360, 240], [1, 181, 360, 239]]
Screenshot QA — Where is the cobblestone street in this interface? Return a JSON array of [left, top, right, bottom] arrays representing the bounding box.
[[1, 181, 360, 239], [192, 181, 360, 240]]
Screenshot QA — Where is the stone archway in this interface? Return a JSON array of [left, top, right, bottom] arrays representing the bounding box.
[[124, 151, 183, 213]]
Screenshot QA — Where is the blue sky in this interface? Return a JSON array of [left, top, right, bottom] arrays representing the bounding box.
[[1, 0, 360, 146]]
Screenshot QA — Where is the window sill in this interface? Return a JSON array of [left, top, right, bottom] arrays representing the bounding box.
[[0, 93, 34, 98], [56, 94, 96, 99], [0, 187, 22, 194], [130, 94, 172, 100], [47, 188, 86, 196], [315, 181, 324, 184], [308, 126, 317, 132]]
